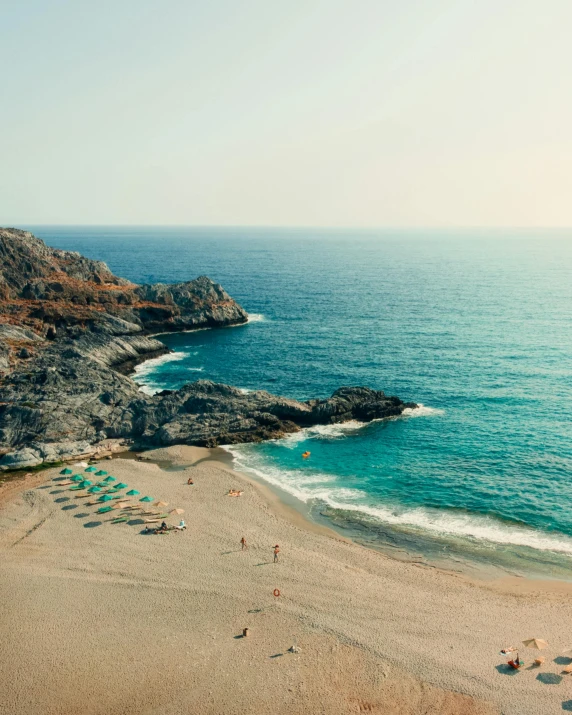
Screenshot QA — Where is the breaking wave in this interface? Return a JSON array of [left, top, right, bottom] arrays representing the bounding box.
[[247, 313, 266, 322], [225, 446, 572, 557], [401, 404, 445, 418], [134, 351, 193, 395]]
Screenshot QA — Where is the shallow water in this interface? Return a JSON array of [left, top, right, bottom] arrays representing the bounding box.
[[32, 226, 572, 577]]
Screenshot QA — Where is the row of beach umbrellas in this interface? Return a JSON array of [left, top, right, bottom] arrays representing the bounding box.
[[60, 466, 185, 515]]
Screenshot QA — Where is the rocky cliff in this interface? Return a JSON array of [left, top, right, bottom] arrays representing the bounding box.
[[0, 228, 248, 354], [0, 228, 417, 470]]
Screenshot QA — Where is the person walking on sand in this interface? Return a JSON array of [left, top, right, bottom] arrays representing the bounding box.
[[240, 536, 247, 551], [273, 544, 280, 563]]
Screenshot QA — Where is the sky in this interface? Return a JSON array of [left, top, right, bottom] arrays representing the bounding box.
[[1, 0, 571, 227]]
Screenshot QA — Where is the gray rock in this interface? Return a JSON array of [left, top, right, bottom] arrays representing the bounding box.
[[0, 324, 45, 342]]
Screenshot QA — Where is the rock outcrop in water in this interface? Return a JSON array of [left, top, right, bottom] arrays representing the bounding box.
[[0, 228, 417, 470]]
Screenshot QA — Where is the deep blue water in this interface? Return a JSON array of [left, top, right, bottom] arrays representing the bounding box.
[[30, 226, 572, 575]]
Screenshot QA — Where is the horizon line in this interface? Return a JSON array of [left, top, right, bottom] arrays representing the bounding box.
[[8, 223, 572, 231]]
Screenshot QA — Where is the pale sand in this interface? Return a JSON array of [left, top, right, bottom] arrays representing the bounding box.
[[1, 447, 571, 714]]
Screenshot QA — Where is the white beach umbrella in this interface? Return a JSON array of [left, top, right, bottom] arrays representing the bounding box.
[[522, 638, 548, 650]]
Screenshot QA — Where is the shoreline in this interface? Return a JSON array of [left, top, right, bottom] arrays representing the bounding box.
[[220, 446, 572, 590], [219, 448, 572, 596], [2, 445, 572, 713], [65, 445, 572, 594], [125, 335, 572, 586], [5, 441, 572, 596]]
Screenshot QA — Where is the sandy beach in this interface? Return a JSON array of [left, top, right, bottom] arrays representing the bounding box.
[[1, 447, 572, 715]]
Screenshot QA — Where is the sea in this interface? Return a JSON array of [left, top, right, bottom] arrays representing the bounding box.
[[29, 226, 572, 579]]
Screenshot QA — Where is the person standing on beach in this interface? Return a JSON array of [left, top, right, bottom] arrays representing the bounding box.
[[273, 544, 280, 563], [240, 536, 247, 551]]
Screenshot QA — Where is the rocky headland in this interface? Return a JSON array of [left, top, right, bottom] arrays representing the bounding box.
[[0, 228, 417, 470]]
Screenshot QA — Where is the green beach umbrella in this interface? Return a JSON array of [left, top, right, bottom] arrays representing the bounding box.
[[99, 494, 113, 502], [71, 475, 83, 482], [114, 483, 128, 490], [95, 470, 108, 476], [103, 476, 115, 483], [126, 490, 140, 496], [80, 480, 93, 487], [140, 496, 153, 503], [97, 506, 113, 514], [60, 468, 73, 475], [88, 485, 102, 493], [85, 467, 97, 473]]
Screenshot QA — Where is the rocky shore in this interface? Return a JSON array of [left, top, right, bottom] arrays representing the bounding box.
[[0, 228, 417, 470]]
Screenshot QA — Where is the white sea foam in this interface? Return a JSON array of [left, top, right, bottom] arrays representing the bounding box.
[[280, 421, 366, 447], [282, 408, 443, 446], [247, 314, 266, 323], [133, 351, 188, 395], [305, 421, 365, 437], [134, 351, 187, 378], [225, 447, 572, 557], [400, 404, 445, 418]]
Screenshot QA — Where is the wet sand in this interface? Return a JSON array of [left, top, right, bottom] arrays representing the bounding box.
[[1, 446, 571, 714]]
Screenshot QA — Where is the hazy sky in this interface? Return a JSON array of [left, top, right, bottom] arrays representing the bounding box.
[[2, 0, 571, 226]]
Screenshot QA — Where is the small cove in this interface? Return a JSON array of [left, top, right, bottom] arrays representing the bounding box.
[[33, 226, 572, 580]]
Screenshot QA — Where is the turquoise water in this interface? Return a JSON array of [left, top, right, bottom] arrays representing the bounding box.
[[31, 227, 572, 576]]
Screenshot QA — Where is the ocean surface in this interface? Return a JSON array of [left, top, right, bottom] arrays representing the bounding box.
[[30, 226, 572, 578]]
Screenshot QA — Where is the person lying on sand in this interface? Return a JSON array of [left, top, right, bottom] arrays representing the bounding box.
[[187, 478, 194, 485], [227, 490, 243, 497], [500, 647, 517, 654], [144, 525, 170, 535]]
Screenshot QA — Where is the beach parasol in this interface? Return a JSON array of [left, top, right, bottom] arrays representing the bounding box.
[[522, 638, 548, 650], [126, 490, 140, 496], [156, 501, 169, 508], [170, 508, 184, 515], [80, 480, 93, 487], [95, 470, 108, 476], [71, 475, 83, 482], [85, 467, 97, 473], [88, 485, 102, 493], [99, 494, 113, 502], [114, 483, 128, 490], [97, 506, 113, 514], [60, 468, 73, 475], [103, 476, 116, 483], [140, 496, 153, 502]]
